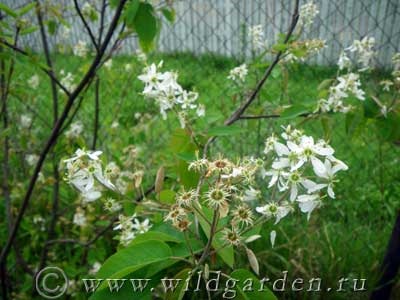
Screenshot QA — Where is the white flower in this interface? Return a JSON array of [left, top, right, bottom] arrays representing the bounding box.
[[82, 2, 97, 19], [310, 158, 348, 198], [60, 70, 76, 92], [119, 230, 135, 246], [20, 115, 32, 129], [64, 149, 117, 201], [256, 202, 292, 224], [113, 214, 135, 231], [136, 49, 147, 63], [73, 209, 86, 227], [103, 198, 122, 212], [196, 104, 205, 117], [242, 187, 260, 201], [132, 218, 152, 234], [338, 52, 351, 70], [65, 121, 83, 139], [297, 194, 321, 220], [249, 25, 267, 50], [25, 154, 39, 166], [138, 61, 204, 119], [298, 1, 319, 28], [228, 64, 248, 82], [28, 74, 39, 89], [89, 262, 101, 275], [380, 80, 393, 92], [125, 63, 133, 72], [104, 59, 112, 70], [73, 40, 89, 58], [60, 26, 71, 40], [346, 36, 375, 71]]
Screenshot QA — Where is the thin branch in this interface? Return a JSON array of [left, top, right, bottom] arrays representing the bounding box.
[[239, 112, 312, 120], [91, 77, 100, 149], [0, 40, 71, 96], [73, 0, 100, 52], [224, 0, 300, 126], [0, 0, 128, 271]]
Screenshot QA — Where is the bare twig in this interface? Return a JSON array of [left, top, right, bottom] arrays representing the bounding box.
[[73, 0, 100, 52], [0, 0, 128, 280]]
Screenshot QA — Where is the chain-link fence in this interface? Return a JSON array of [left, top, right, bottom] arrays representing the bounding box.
[[7, 0, 400, 67]]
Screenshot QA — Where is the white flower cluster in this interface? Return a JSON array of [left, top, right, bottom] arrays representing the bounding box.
[[60, 70, 76, 92], [73, 40, 89, 58], [345, 36, 375, 71], [318, 72, 365, 113], [73, 207, 87, 227], [249, 25, 267, 50], [28, 74, 39, 89], [228, 64, 248, 83], [25, 154, 39, 166], [63, 149, 118, 202], [259, 125, 348, 220], [316, 37, 375, 113], [298, 1, 319, 29], [283, 39, 326, 63], [20, 114, 32, 129], [113, 214, 152, 246], [138, 61, 205, 124], [82, 2, 97, 20], [65, 121, 84, 139], [393, 53, 400, 71]]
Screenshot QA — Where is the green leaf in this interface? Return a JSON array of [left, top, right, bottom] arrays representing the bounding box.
[[129, 231, 182, 245], [230, 269, 277, 300], [47, 20, 58, 35], [208, 125, 245, 136], [123, 0, 140, 26], [17, 2, 36, 16], [195, 205, 234, 268], [169, 129, 199, 189], [0, 3, 17, 18], [363, 97, 380, 119], [131, 3, 159, 52], [161, 7, 175, 23], [20, 26, 38, 35], [159, 189, 176, 204], [95, 240, 172, 290], [280, 104, 310, 119], [165, 268, 191, 300], [272, 43, 288, 52], [375, 113, 400, 143], [317, 79, 334, 91]]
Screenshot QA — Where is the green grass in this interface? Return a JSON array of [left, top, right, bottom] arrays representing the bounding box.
[[4, 51, 400, 299]]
